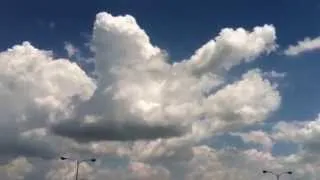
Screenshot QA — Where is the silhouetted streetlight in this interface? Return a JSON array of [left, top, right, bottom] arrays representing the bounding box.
[[262, 170, 293, 180], [60, 156, 96, 180]]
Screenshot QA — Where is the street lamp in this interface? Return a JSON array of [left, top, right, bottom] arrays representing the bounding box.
[[262, 170, 293, 180], [60, 156, 96, 180]]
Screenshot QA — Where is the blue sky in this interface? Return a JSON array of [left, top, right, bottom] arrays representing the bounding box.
[[0, 0, 320, 179], [1, 0, 319, 52], [1, 0, 319, 122]]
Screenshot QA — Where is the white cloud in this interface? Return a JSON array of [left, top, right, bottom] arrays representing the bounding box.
[[231, 130, 274, 151], [284, 36, 320, 56], [46, 159, 171, 180], [1, 11, 318, 180], [180, 24, 277, 74], [0, 41, 95, 160], [0, 157, 33, 180], [272, 114, 320, 154], [186, 146, 293, 180], [51, 12, 280, 145], [203, 69, 280, 132], [64, 42, 79, 58]]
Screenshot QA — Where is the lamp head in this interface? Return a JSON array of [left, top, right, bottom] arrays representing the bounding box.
[[262, 170, 268, 174]]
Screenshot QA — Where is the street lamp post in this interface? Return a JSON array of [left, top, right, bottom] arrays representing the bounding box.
[[60, 156, 96, 180], [262, 170, 293, 180]]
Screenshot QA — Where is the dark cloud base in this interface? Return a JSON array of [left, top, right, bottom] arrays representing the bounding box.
[[50, 120, 185, 142]]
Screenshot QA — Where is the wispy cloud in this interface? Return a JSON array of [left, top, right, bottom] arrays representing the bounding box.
[[284, 36, 320, 56]]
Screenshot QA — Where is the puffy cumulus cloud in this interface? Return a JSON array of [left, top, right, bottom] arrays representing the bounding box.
[[0, 11, 302, 180], [202, 69, 280, 132], [185, 146, 290, 180], [51, 12, 280, 144], [3, 145, 319, 180], [264, 115, 320, 179], [0, 157, 33, 180], [272, 114, 320, 154], [0, 42, 95, 161], [284, 36, 320, 56], [46, 159, 170, 180], [184, 145, 320, 180], [180, 24, 277, 74], [119, 138, 195, 163], [43, 145, 320, 180]]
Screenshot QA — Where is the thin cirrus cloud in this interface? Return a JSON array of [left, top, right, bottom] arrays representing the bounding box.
[[0, 11, 319, 180]]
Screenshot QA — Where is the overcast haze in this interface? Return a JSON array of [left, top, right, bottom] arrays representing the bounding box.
[[0, 0, 320, 180]]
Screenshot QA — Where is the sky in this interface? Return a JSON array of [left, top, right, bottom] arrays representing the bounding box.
[[0, 0, 320, 180]]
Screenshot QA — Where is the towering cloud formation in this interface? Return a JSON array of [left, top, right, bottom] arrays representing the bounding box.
[[51, 12, 280, 144]]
